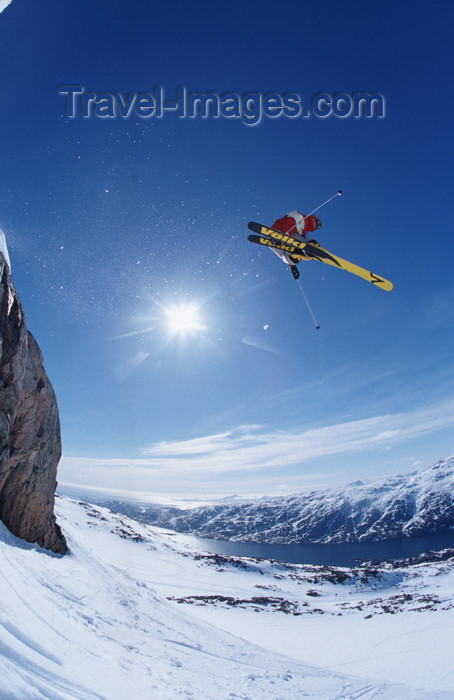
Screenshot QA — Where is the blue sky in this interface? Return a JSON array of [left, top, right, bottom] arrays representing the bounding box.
[[1, 0, 454, 501]]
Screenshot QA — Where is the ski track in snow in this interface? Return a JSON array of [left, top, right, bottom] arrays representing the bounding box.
[[0, 497, 453, 699]]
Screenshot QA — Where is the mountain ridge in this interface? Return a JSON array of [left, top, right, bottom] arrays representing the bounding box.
[[102, 456, 454, 545]]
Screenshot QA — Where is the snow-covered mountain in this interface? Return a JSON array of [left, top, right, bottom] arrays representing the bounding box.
[[1, 495, 454, 698], [104, 456, 454, 544]]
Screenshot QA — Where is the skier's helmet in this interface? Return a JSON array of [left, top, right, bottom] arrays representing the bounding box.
[[306, 215, 322, 231]]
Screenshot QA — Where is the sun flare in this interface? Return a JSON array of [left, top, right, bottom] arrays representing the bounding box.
[[164, 303, 205, 336]]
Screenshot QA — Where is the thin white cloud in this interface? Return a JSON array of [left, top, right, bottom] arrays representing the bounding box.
[[370, 430, 400, 443], [137, 399, 454, 473], [59, 398, 454, 497], [144, 425, 265, 457]]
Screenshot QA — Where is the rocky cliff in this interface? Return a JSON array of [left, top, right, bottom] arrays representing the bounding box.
[[0, 248, 66, 554]]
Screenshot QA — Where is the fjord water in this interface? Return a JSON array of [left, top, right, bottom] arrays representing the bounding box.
[[194, 531, 454, 566]]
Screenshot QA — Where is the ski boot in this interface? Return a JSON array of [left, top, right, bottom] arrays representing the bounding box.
[[290, 265, 300, 280]]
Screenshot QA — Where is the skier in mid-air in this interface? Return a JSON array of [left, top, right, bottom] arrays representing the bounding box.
[[247, 190, 392, 328], [269, 210, 322, 279]]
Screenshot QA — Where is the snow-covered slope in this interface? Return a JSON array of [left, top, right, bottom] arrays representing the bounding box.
[[115, 456, 454, 544], [1, 496, 454, 698]]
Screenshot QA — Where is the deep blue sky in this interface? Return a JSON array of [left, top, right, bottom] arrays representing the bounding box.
[[1, 0, 454, 501]]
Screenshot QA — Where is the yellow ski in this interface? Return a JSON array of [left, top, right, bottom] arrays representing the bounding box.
[[248, 222, 393, 292]]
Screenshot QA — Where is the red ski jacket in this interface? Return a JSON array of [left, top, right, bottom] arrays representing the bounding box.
[[272, 211, 321, 238]]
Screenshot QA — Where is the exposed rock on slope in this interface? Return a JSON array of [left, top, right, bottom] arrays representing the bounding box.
[[0, 249, 66, 554]]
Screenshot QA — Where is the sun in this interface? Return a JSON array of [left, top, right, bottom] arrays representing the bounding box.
[[164, 302, 205, 336]]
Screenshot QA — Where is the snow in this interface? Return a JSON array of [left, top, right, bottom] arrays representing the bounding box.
[[0, 1, 13, 15], [0, 497, 453, 699], [0, 229, 11, 271], [134, 455, 454, 545]]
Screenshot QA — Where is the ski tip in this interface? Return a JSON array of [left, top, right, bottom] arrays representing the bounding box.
[[371, 276, 393, 292]]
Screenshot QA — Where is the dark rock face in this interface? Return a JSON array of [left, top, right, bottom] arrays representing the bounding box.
[[0, 252, 66, 554]]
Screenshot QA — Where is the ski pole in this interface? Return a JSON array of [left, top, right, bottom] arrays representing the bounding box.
[[285, 190, 342, 237], [307, 190, 342, 217], [296, 277, 320, 329]]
